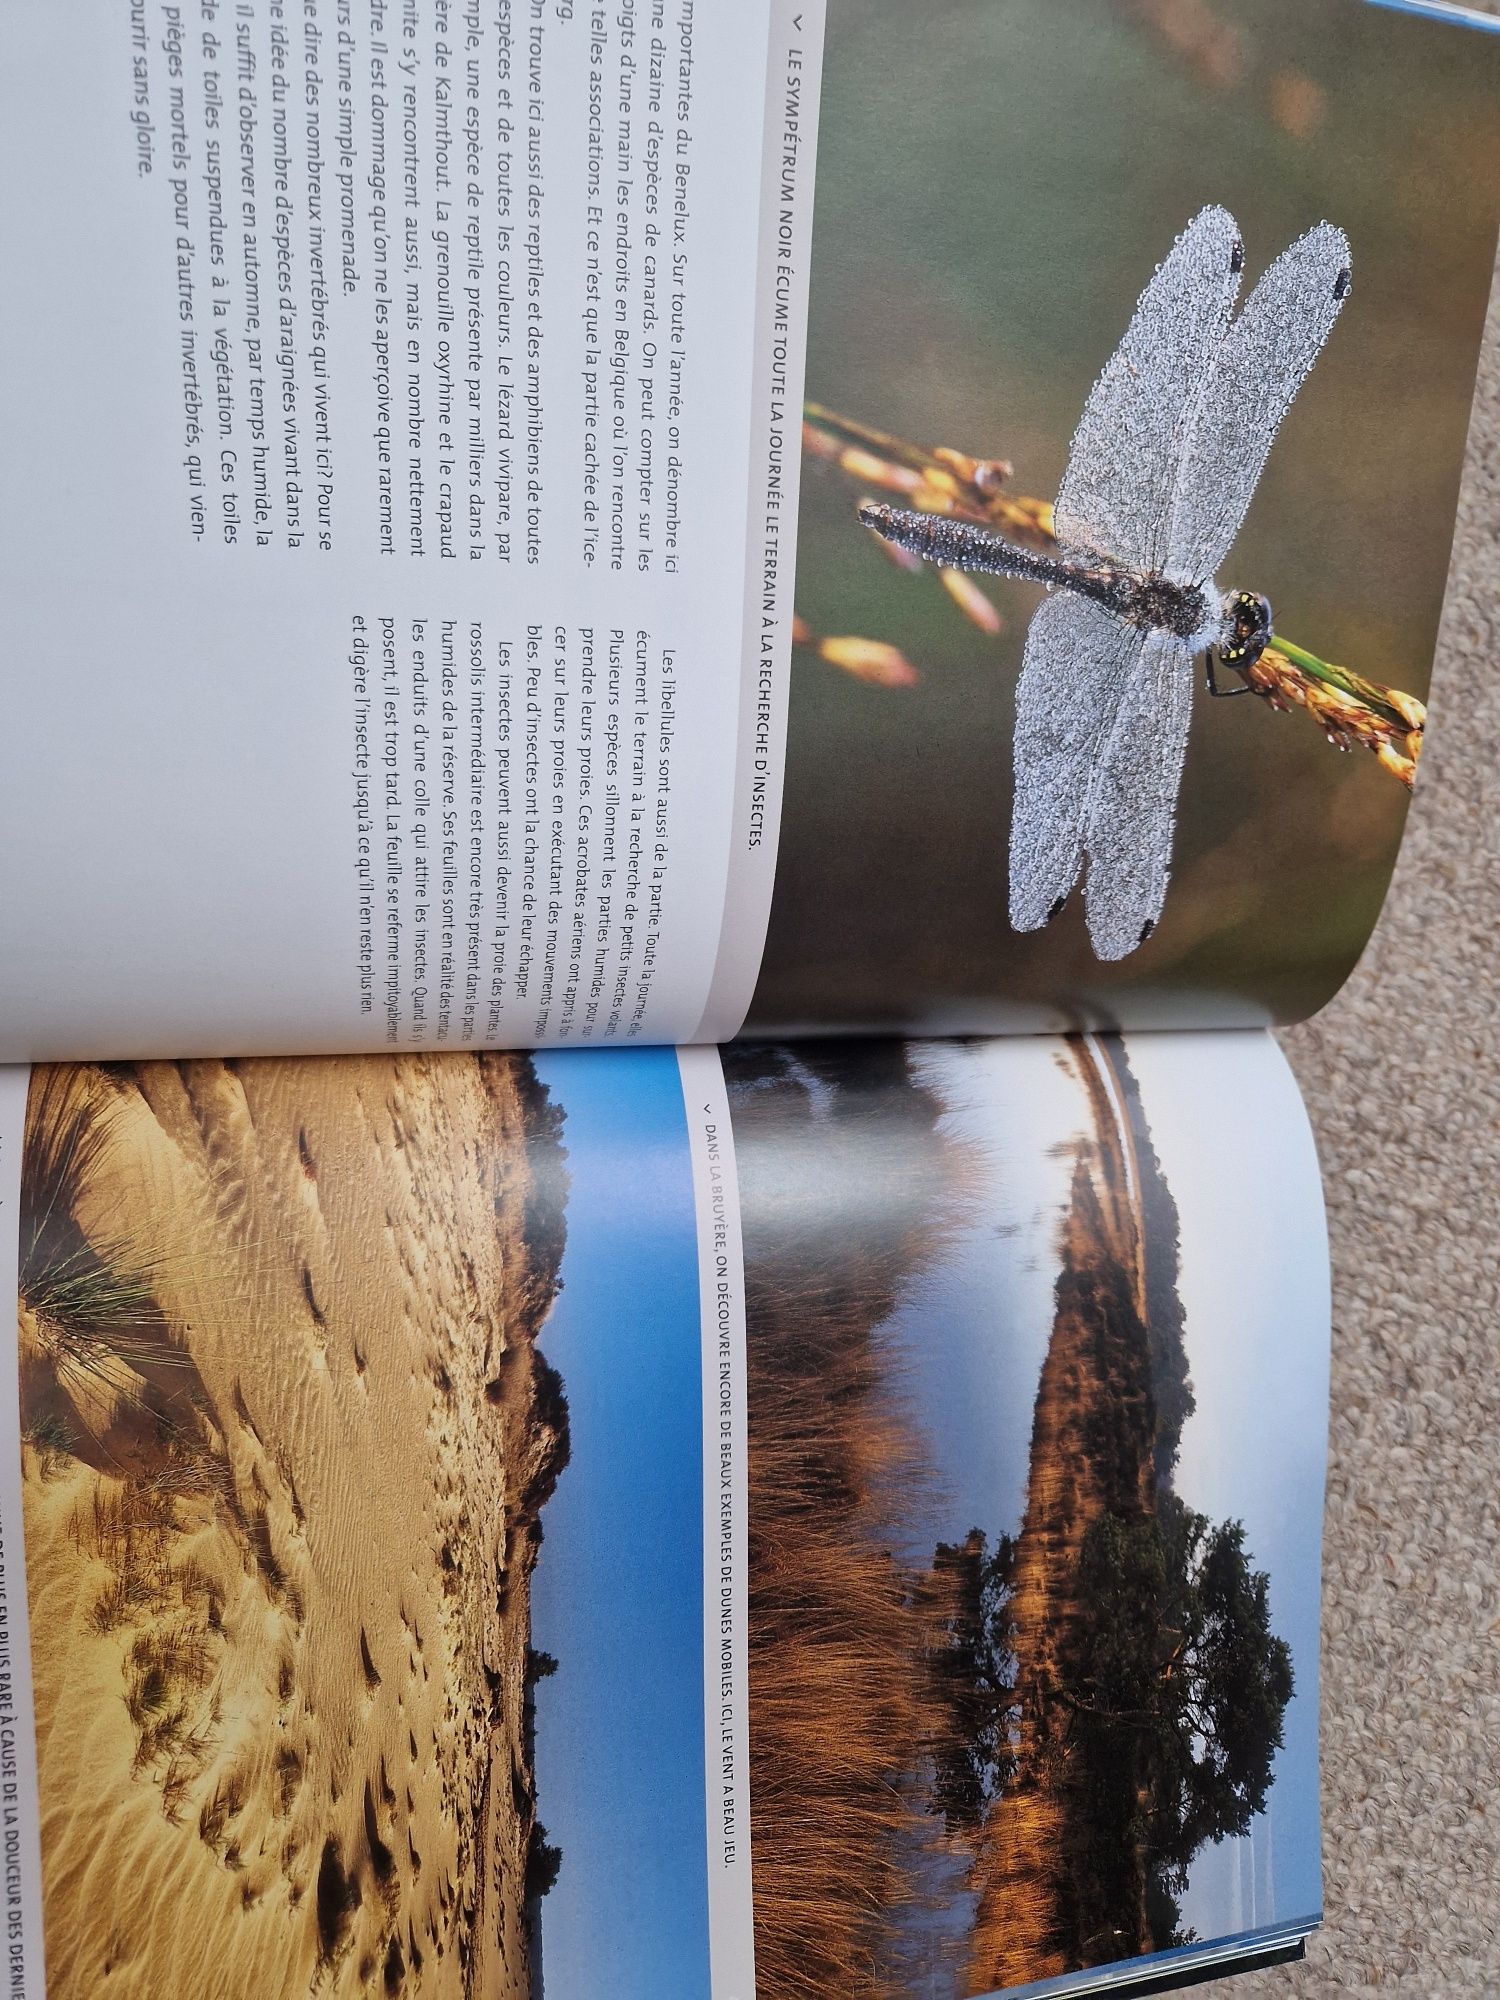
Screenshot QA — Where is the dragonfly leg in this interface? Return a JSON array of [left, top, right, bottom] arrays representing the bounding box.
[[1204, 652, 1254, 697]]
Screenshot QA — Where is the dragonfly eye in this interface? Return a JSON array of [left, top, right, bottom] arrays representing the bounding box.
[[1334, 266, 1352, 300]]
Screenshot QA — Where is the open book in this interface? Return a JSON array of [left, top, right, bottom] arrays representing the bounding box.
[[2, 1, 1497, 1995]]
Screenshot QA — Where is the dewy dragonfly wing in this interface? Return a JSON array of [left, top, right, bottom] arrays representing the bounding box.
[[1009, 592, 1149, 935], [1054, 206, 1244, 573], [1166, 222, 1352, 586], [1081, 629, 1197, 962]]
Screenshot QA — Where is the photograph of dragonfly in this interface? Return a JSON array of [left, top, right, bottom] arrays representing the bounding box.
[[748, 0, 1500, 1042], [803, 401, 1424, 783], [852, 206, 1366, 960]]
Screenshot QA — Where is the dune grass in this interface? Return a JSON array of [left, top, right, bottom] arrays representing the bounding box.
[[19, 1066, 235, 1815], [20, 1069, 156, 1345], [17, 1067, 205, 1470]]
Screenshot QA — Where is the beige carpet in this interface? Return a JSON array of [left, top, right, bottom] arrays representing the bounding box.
[[1215, 195, 1500, 2000]]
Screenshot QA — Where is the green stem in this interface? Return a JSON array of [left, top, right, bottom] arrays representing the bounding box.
[[1270, 634, 1412, 732]]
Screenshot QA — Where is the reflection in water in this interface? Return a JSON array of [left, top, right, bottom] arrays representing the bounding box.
[[736, 1038, 1296, 1998]]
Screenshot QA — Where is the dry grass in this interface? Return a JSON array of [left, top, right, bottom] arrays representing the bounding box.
[[747, 1351, 964, 1998], [728, 1043, 979, 2000], [23, 1410, 75, 1480], [20, 1066, 236, 1817], [18, 1067, 208, 1470], [19, 1071, 151, 1326], [66, 1468, 228, 1798], [734, 1035, 1195, 1995]]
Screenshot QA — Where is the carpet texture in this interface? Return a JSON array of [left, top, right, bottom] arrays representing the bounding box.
[[1216, 187, 1500, 2000]]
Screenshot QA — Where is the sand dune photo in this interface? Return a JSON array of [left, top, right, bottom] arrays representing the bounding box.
[[15, 1054, 573, 1999]]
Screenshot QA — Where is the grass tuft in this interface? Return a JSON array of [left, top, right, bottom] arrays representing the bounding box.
[[728, 1043, 980, 2000]]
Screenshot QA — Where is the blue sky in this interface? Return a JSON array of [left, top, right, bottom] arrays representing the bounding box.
[[528, 1049, 708, 1999], [1126, 1032, 1327, 1935]]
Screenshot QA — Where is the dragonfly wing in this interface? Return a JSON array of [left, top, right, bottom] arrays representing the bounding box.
[[1082, 629, 1196, 961], [1167, 222, 1351, 584], [1055, 207, 1245, 572], [1010, 592, 1149, 934]]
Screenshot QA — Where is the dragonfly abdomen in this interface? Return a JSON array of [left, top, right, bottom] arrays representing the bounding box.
[[859, 501, 1214, 643], [859, 500, 1131, 603]]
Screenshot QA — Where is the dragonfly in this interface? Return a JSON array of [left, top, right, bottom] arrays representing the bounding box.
[[860, 205, 1352, 962]]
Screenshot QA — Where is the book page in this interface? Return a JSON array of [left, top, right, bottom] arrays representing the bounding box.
[[4, 0, 1500, 1059], [0, 0, 820, 1058], [1, 1030, 1328, 1997]]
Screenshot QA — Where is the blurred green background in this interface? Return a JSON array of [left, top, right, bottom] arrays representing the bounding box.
[[749, 0, 1500, 1038]]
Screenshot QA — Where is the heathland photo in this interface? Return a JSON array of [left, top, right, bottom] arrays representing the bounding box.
[[728, 1032, 1328, 1998]]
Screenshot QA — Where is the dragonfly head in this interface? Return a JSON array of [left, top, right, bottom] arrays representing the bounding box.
[[1217, 590, 1273, 677]]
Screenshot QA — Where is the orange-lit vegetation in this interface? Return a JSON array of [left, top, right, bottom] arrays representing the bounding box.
[[965, 1137, 1162, 1986], [734, 1037, 1292, 1997], [729, 1043, 977, 1999]]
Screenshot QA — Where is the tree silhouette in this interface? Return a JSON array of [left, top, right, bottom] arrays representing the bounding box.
[[1144, 1864, 1198, 1953], [918, 1492, 1291, 1954], [1070, 1496, 1294, 1877], [525, 1821, 564, 1901]]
